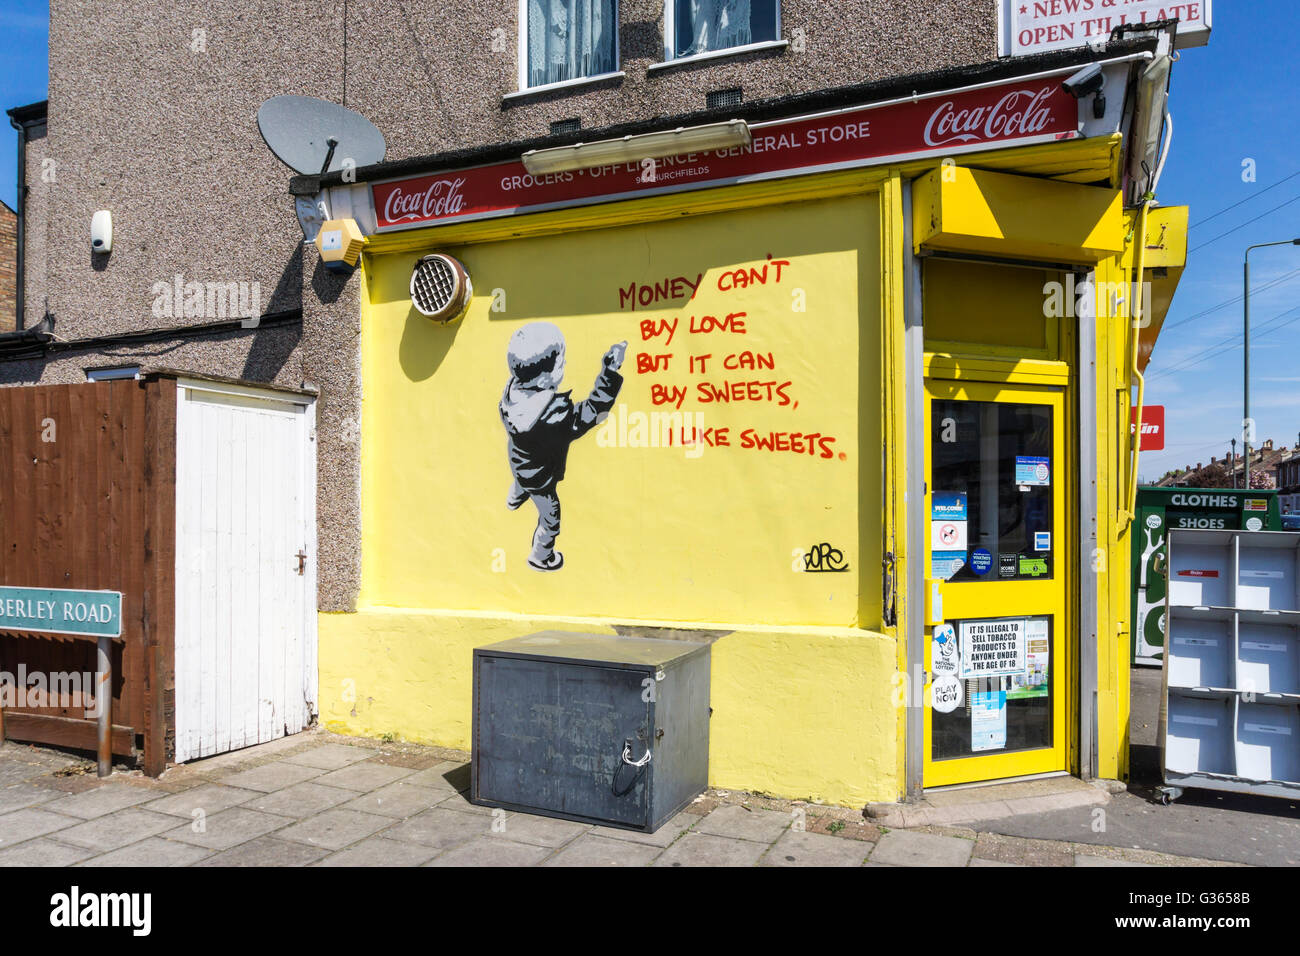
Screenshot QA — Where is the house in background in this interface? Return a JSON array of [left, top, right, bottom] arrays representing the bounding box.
[[1157, 440, 1294, 490]]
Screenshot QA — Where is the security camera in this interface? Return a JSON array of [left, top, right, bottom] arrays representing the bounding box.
[[1062, 63, 1104, 98], [1062, 64, 1107, 119]]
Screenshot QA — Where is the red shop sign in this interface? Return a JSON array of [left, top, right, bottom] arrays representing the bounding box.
[[1131, 404, 1165, 451], [372, 76, 1081, 231]]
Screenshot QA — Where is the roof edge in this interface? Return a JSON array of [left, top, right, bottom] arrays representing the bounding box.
[[6, 100, 48, 125]]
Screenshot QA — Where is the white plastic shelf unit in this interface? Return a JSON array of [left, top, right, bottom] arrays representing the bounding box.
[[1161, 529, 1300, 800]]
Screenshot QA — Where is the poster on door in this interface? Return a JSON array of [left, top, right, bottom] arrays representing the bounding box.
[[959, 617, 1028, 679], [971, 690, 1008, 752], [931, 492, 968, 579], [1007, 617, 1050, 700]]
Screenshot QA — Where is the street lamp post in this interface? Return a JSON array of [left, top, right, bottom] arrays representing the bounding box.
[[1244, 239, 1300, 489], [1231, 438, 1237, 489]]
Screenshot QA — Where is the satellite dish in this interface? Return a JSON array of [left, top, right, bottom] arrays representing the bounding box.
[[257, 95, 386, 176]]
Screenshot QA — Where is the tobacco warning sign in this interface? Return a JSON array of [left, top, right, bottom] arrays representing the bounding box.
[[959, 617, 1028, 679]]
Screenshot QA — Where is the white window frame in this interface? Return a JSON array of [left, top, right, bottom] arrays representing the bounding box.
[[86, 365, 142, 382], [514, 0, 624, 96], [656, 0, 785, 68]]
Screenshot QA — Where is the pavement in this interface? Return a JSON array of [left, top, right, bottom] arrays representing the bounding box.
[[0, 727, 1232, 867], [0, 668, 1286, 866]]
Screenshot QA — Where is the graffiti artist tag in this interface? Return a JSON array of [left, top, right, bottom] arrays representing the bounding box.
[[803, 543, 850, 573]]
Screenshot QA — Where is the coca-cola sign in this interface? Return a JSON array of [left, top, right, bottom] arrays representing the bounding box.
[[382, 177, 467, 223], [923, 87, 1056, 147], [371, 74, 1079, 231]]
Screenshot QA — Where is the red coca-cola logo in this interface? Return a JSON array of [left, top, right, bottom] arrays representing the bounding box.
[[923, 87, 1057, 147], [382, 176, 468, 223]]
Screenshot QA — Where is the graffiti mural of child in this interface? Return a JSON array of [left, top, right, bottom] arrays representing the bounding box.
[[499, 322, 626, 571]]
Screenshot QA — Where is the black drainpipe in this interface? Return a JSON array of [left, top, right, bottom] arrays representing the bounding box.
[[7, 111, 26, 331]]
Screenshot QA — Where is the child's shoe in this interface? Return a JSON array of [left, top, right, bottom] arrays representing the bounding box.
[[528, 551, 564, 572]]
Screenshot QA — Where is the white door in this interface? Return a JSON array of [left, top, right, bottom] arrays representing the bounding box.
[[173, 380, 318, 763]]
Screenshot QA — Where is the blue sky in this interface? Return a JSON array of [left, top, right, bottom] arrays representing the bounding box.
[[0, 3, 1293, 480], [0, 1, 48, 211], [1139, 3, 1300, 480]]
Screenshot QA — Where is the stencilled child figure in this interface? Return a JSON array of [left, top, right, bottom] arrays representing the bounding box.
[[499, 322, 626, 571]]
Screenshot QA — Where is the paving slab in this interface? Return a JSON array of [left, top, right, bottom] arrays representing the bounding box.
[[275, 809, 394, 850], [78, 837, 212, 867], [693, 804, 792, 843], [142, 784, 260, 819], [401, 762, 468, 792], [592, 812, 696, 847], [762, 829, 872, 867], [435, 789, 506, 816], [164, 807, 291, 850], [218, 761, 325, 793], [312, 762, 416, 792], [0, 761, 50, 787], [0, 837, 97, 866], [315, 836, 441, 867], [383, 808, 488, 850], [340, 782, 445, 819], [0, 782, 59, 814], [493, 813, 590, 848], [281, 744, 377, 771], [970, 858, 1021, 867], [195, 836, 331, 867], [544, 833, 662, 867], [43, 783, 159, 819], [426, 835, 553, 867], [0, 807, 82, 847], [243, 782, 357, 818], [653, 832, 768, 867], [870, 829, 974, 867], [50, 808, 182, 852]]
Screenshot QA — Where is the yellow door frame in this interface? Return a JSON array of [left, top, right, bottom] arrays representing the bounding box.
[[921, 373, 1071, 787]]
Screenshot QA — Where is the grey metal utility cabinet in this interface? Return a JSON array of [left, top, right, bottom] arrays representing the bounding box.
[[471, 631, 711, 832]]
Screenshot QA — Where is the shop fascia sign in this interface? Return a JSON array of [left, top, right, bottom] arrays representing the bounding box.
[[369, 73, 1083, 232], [1000, 1, 1211, 57], [0, 586, 123, 639]]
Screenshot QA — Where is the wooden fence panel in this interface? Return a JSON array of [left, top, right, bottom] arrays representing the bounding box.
[[0, 379, 168, 768]]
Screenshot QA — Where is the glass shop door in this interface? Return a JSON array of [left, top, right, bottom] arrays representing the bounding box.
[[922, 378, 1068, 787]]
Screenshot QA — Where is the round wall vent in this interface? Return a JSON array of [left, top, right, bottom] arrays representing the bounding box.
[[410, 254, 472, 323]]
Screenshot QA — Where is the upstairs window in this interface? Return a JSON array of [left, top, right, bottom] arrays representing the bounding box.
[[668, 0, 780, 60], [524, 0, 619, 89]]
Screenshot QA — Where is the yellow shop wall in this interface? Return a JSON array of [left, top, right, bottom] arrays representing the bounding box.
[[359, 193, 881, 629], [317, 186, 901, 807]]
